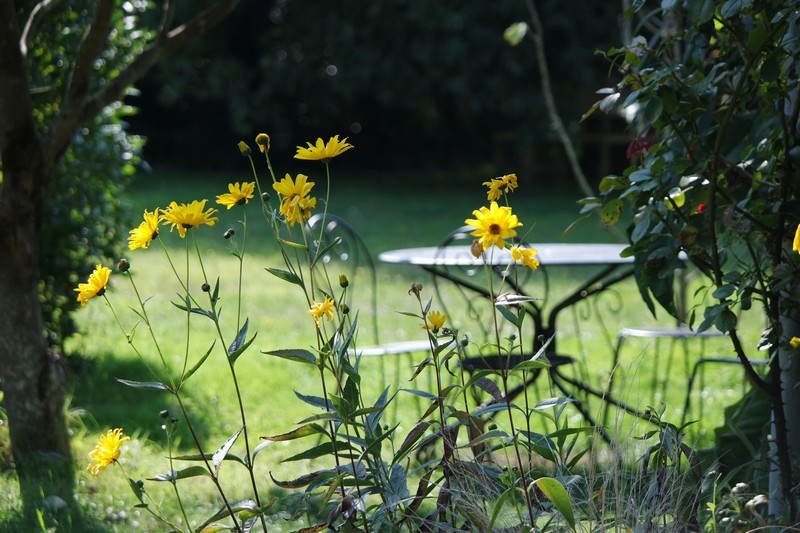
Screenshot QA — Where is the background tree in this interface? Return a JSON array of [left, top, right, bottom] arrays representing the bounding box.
[[0, 0, 238, 519], [128, 0, 622, 178], [584, 0, 800, 521]]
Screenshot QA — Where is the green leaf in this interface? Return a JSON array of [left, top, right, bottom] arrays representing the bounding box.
[[147, 466, 210, 482], [115, 378, 173, 394], [490, 486, 524, 531], [182, 341, 216, 384], [644, 97, 663, 123], [510, 358, 550, 373], [265, 267, 304, 288], [171, 296, 215, 320], [196, 500, 257, 532], [393, 422, 431, 464], [228, 318, 249, 355], [533, 477, 576, 530], [280, 441, 354, 463], [170, 452, 246, 466], [198, 525, 232, 533], [716, 308, 738, 333], [262, 348, 316, 365], [212, 427, 243, 476], [600, 198, 623, 227], [262, 424, 323, 442], [229, 332, 257, 365], [712, 285, 735, 300]]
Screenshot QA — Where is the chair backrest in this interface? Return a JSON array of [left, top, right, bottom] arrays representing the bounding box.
[[431, 225, 541, 356], [304, 213, 379, 344]]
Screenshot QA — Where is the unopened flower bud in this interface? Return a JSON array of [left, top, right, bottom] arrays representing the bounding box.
[[261, 191, 270, 202], [170, 417, 178, 424], [224, 228, 235, 239], [340, 304, 350, 315], [409, 283, 423, 296], [202, 282, 211, 292], [255, 133, 270, 153], [339, 275, 349, 288], [237, 141, 251, 156], [159, 409, 169, 419], [470, 240, 483, 258], [117, 258, 130, 272]]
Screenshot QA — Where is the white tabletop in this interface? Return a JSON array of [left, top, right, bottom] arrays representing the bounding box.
[[378, 243, 632, 267]]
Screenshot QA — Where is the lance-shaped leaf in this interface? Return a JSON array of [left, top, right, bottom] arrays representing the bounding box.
[[533, 477, 576, 530], [212, 427, 243, 476], [261, 423, 322, 442], [229, 332, 257, 365], [269, 469, 337, 489], [263, 348, 316, 365], [265, 267, 304, 287], [116, 378, 173, 394], [228, 318, 250, 355], [147, 466, 210, 482], [171, 452, 246, 466], [294, 391, 331, 410], [196, 499, 257, 532], [182, 341, 216, 385], [393, 422, 431, 464], [473, 377, 504, 402], [198, 524, 232, 533], [171, 295, 216, 320], [280, 441, 355, 463]]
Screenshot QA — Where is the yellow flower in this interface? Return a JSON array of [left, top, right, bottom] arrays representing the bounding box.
[[161, 200, 219, 238], [255, 133, 270, 153], [294, 135, 354, 161], [309, 297, 335, 325], [216, 181, 256, 209], [74, 264, 112, 308], [791, 337, 800, 349], [510, 245, 540, 271], [128, 208, 160, 250], [423, 310, 447, 332], [273, 173, 317, 226], [465, 201, 523, 251], [482, 174, 518, 201], [87, 428, 130, 477], [793, 223, 800, 253]]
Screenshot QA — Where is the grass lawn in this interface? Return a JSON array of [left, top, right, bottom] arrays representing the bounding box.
[[0, 166, 766, 531]]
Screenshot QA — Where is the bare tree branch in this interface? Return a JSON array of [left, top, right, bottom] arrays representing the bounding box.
[[19, 0, 62, 58], [45, 0, 240, 161]]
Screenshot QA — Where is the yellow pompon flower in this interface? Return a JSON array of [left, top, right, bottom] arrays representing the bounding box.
[[161, 200, 219, 238], [793, 223, 800, 253], [791, 337, 800, 349], [423, 310, 447, 333], [465, 201, 523, 251], [273, 173, 317, 226], [294, 135, 354, 162], [87, 428, 130, 477], [74, 264, 112, 307], [216, 182, 256, 209], [510, 245, 540, 271], [309, 297, 335, 325], [128, 208, 160, 250]]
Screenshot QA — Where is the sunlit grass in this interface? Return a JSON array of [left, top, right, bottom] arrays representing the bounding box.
[[0, 168, 765, 530]]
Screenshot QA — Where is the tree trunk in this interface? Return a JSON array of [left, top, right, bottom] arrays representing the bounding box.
[[0, 154, 73, 516]]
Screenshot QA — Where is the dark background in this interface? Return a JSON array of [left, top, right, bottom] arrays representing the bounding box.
[[126, 0, 630, 186]]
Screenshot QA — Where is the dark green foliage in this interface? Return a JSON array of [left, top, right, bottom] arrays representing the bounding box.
[[131, 0, 620, 168], [22, 1, 148, 349]]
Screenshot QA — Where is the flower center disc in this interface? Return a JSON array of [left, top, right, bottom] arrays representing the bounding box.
[[489, 223, 501, 235]]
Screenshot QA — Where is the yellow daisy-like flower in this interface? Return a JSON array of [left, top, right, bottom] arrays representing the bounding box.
[[273, 173, 317, 226], [465, 201, 523, 251], [128, 208, 160, 250], [87, 428, 130, 477], [294, 135, 354, 162], [216, 181, 256, 210], [309, 297, 335, 325], [510, 245, 540, 271], [482, 174, 518, 202], [423, 310, 447, 333], [793, 223, 800, 253], [791, 337, 800, 349], [161, 200, 219, 238], [74, 264, 112, 308]]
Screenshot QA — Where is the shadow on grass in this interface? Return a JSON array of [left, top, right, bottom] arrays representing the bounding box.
[[67, 351, 214, 450]]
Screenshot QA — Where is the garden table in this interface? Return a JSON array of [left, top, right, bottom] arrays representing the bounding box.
[[379, 242, 643, 439]]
